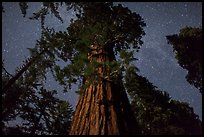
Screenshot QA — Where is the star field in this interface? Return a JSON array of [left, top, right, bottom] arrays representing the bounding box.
[[121, 2, 202, 120], [2, 2, 202, 120]]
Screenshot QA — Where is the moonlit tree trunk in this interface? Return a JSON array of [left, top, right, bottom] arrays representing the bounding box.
[[69, 44, 140, 135]]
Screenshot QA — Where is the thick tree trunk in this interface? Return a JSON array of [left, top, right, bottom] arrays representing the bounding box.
[[69, 44, 140, 135]]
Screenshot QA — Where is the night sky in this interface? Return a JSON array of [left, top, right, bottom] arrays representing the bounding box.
[[2, 2, 202, 121]]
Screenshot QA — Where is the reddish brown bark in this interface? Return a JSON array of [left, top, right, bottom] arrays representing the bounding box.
[[69, 44, 140, 135]]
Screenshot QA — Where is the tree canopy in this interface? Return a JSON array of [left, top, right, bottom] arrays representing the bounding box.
[[2, 2, 202, 135], [125, 66, 202, 135], [166, 27, 202, 93], [2, 40, 74, 135], [18, 2, 146, 93]]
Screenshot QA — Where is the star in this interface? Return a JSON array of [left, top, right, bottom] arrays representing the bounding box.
[[3, 49, 9, 53], [2, 2, 202, 121]]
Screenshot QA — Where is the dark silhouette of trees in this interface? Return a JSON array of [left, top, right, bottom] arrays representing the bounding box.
[[166, 27, 202, 93], [2, 60, 73, 135], [2, 2, 202, 135], [2, 49, 46, 92], [125, 66, 202, 135]]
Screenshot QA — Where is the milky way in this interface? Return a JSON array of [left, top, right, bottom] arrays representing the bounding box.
[[2, 2, 202, 120]]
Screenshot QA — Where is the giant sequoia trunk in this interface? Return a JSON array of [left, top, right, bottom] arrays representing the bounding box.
[[69, 44, 140, 135]]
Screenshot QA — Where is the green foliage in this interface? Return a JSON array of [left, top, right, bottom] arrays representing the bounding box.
[[28, 2, 64, 28], [119, 49, 137, 67], [19, 2, 86, 28], [25, 3, 146, 93], [3, 2, 202, 135], [36, 3, 145, 92], [67, 2, 146, 52], [166, 26, 202, 93], [2, 65, 74, 135], [124, 66, 202, 135]]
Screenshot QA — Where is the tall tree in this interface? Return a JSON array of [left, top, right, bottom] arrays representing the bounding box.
[[2, 26, 62, 93], [166, 27, 202, 93], [29, 2, 146, 135], [5, 2, 201, 135], [3, 3, 75, 135], [2, 48, 46, 92], [125, 66, 202, 135], [2, 62, 74, 135]]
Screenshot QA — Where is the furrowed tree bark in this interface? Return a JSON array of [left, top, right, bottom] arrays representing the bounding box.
[[69, 44, 140, 135]]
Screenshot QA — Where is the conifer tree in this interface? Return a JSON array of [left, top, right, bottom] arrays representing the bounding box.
[[166, 27, 202, 93], [3, 2, 146, 135], [27, 2, 146, 135], [125, 66, 202, 135], [57, 3, 146, 135], [6, 2, 202, 135], [2, 61, 74, 135]]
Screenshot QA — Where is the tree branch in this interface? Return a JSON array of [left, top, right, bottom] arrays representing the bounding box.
[[2, 65, 14, 78]]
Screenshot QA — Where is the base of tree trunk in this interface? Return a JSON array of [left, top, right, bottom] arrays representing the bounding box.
[[69, 79, 140, 135]]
